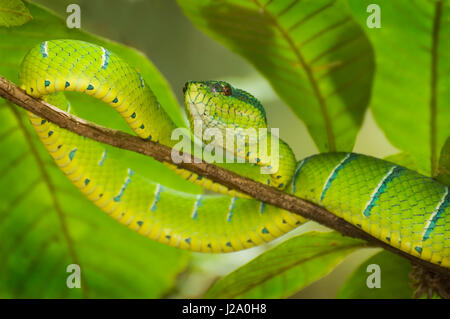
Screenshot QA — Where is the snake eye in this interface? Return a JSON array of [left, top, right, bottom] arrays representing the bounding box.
[[211, 83, 222, 93], [222, 84, 232, 96]]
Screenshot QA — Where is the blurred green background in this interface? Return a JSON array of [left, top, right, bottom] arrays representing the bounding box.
[[30, 0, 399, 298]]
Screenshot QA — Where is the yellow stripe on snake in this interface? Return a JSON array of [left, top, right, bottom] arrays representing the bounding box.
[[18, 40, 449, 267]]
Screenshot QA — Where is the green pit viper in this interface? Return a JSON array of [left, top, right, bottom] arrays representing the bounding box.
[[18, 39, 449, 267]]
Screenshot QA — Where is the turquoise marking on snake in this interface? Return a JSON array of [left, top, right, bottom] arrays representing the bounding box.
[[98, 149, 107, 166], [422, 188, 449, 241], [191, 194, 203, 220], [227, 197, 237, 222], [150, 184, 163, 212], [362, 166, 403, 217], [259, 202, 266, 215], [69, 148, 77, 160], [18, 40, 450, 266], [319, 153, 358, 203], [40, 41, 48, 58], [138, 74, 145, 88], [114, 168, 134, 202], [101, 47, 110, 69], [291, 158, 307, 194]]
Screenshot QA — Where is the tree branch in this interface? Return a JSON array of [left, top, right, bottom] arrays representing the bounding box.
[[1, 75, 449, 281]]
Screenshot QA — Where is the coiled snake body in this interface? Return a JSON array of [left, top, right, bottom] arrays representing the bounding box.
[[19, 40, 449, 267]]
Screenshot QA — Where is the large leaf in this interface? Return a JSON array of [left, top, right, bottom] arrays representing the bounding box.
[[349, 0, 450, 176], [178, 0, 374, 152], [0, 2, 196, 298], [0, 0, 32, 27], [337, 250, 414, 299], [203, 232, 366, 299]]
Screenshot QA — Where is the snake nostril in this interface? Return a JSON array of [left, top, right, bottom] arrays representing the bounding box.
[[183, 83, 188, 94]]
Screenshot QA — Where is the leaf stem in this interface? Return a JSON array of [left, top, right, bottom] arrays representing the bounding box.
[[430, 0, 442, 176]]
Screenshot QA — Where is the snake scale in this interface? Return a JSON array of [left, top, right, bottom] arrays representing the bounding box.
[[18, 40, 449, 267]]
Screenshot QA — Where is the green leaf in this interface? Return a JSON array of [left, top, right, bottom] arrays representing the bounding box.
[[349, 0, 450, 176], [203, 232, 365, 299], [178, 0, 374, 152], [436, 136, 450, 186], [0, 2, 194, 298], [337, 250, 414, 299], [0, 0, 32, 27]]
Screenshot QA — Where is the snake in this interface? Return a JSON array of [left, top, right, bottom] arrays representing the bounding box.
[[18, 39, 449, 268]]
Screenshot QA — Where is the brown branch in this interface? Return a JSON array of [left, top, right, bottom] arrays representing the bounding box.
[[1, 75, 449, 283]]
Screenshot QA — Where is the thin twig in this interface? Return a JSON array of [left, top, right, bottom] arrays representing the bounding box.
[[0, 75, 449, 280]]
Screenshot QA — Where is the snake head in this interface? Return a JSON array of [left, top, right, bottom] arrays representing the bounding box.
[[183, 81, 267, 139]]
